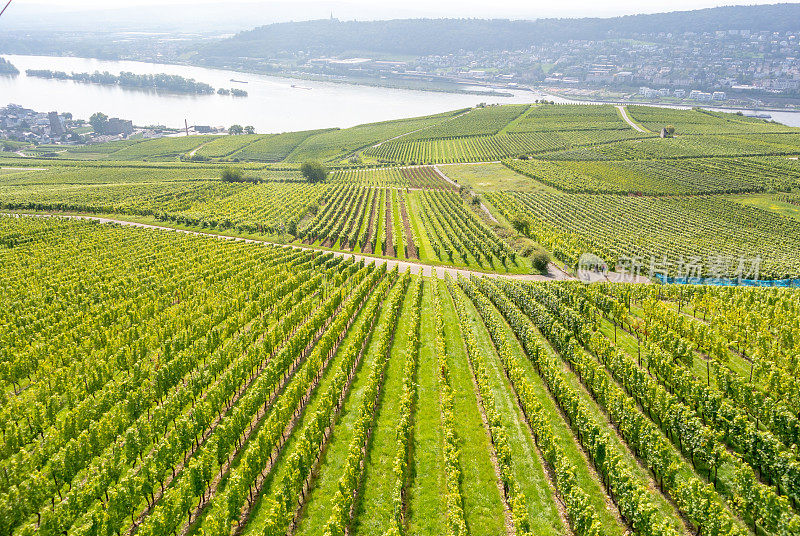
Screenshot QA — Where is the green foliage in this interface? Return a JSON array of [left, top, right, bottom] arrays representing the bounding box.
[[89, 112, 108, 134], [193, 134, 265, 159], [285, 110, 465, 163], [4, 215, 800, 536], [504, 155, 800, 195], [0, 56, 19, 75], [628, 106, 795, 135], [487, 189, 800, 278], [220, 166, 244, 182], [418, 189, 514, 267], [26, 69, 215, 94], [406, 104, 530, 140], [301, 161, 328, 183], [530, 249, 550, 273], [231, 129, 329, 162], [108, 135, 218, 161], [328, 166, 455, 189]]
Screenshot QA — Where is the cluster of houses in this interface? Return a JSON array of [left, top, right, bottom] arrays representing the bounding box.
[[0, 104, 224, 147], [404, 29, 799, 106], [0, 104, 74, 144], [638, 87, 727, 102]]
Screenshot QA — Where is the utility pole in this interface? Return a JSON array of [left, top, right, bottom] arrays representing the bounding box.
[[185, 119, 189, 136]]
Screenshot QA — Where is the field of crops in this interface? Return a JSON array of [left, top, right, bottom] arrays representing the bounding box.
[[284, 110, 467, 163], [4, 104, 800, 536], [506, 103, 630, 132], [230, 130, 334, 162], [3, 215, 800, 536], [0, 179, 241, 216], [104, 136, 219, 161], [23, 104, 797, 169], [486, 189, 800, 278], [539, 133, 800, 161], [294, 184, 523, 271], [193, 135, 268, 159], [364, 129, 651, 164], [504, 156, 800, 195], [168, 182, 327, 233], [328, 166, 456, 189], [404, 104, 530, 140], [627, 105, 798, 135]]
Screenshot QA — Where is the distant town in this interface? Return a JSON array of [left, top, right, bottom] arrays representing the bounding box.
[[264, 29, 798, 109], [0, 104, 226, 149]]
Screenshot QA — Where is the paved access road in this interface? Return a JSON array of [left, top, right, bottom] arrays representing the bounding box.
[[9, 213, 576, 281], [616, 105, 648, 133]]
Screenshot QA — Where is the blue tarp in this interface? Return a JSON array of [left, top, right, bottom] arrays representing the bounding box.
[[653, 274, 800, 287]]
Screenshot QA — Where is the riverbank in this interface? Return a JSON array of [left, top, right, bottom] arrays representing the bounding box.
[[541, 88, 799, 114]]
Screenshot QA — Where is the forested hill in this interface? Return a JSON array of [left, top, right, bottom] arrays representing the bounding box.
[[201, 3, 800, 58]]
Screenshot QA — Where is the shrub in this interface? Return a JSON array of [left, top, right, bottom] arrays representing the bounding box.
[[531, 249, 550, 273], [301, 161, 328, 183], [221, 167, 244, 182], [511, 217, 530, 236]]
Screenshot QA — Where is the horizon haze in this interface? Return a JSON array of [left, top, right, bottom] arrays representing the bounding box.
[[0, 0, 794, 32]]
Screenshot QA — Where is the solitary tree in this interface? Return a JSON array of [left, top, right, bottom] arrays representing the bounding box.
[[221, 167, 244, 182], [228, 124, 244, 135], [301, 161, 328, 183], [89, 112, 108, 134], [665, 124, 676, 137], [244, 125, 255, 135], [531, 250, 550, 273], [511, 217, 530, 236]]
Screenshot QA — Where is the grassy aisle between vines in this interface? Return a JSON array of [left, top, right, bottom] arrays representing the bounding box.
[[591, 303, 785, 535], [405, 280, 448, 536], [649, 301, 761, 383], [406, 191, 437, 262], [592, 313, 753, 502], [353, 192, 374, 255], [290, 276, 403, 536], [512, 288, 692, 536], [437, 279, 508, 536], [375, 189, 386, 256], [237, 270, 387, 536], [351, 278, 417, 535], [472, 283, 630, 536], [455, 282, 567, 536], [391, 189, 404, 258]]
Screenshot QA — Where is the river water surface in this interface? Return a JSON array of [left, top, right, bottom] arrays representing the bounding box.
[[0, 54, 541, 132], [2, 54, 800, 132]]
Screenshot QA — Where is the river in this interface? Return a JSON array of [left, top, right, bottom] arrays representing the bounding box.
[[0, 55, 541, 133], [2, 54, 800, 131]]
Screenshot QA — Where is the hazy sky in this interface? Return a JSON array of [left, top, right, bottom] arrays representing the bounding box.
[[4, 0, 789, 19]]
